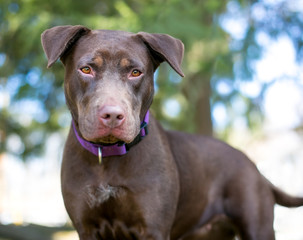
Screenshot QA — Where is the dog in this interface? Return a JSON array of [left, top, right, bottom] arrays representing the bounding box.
[[41, 25, 303, 240]]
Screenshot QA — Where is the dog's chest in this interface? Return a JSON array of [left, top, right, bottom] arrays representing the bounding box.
[[83, 183, 147, 238], [85, 184, 119, 209]]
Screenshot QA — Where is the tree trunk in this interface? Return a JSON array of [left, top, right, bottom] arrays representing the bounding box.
[[182, 72, 213, 136], [195, 79, 213, 136]]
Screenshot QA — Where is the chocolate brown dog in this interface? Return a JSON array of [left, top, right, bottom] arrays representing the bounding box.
[[41, 25, 303, 240]]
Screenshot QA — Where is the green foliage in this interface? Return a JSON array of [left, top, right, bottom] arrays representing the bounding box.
[[1, 0, 303, 160]]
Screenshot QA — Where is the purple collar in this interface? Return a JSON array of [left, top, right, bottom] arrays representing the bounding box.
[[72, 111, 149, 164]]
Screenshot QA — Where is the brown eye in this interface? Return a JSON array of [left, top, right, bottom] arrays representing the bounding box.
[[80, 66, 91, 74], [130, 69, 142, 77]]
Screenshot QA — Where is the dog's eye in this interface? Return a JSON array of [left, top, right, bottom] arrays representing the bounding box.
[[80, 67, 91, 74], [130, 69, 142, 77]]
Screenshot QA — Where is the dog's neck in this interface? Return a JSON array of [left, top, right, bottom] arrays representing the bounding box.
[[72, 111, 149, 164]]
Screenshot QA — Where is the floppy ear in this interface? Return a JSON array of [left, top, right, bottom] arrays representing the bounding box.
[[41, 25, 91, 68], [137, 32, 185, 77]]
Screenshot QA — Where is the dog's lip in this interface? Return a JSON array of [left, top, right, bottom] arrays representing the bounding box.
[[93, 135, 122, 144], [83, 127, 134, 144]]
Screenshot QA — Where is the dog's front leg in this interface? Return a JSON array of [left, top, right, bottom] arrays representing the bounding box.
[[76, 221, 170, 240], [75, 224, 99, 240]]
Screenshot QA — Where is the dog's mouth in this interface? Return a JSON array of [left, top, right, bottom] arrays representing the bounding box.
[[96, 135, 122, 144], [78, 115, 141, 145], [81, 127, 138, 145]]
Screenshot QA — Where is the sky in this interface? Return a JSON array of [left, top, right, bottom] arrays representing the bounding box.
[[212, 34, 303, 132], [214, 0, 303, 132]]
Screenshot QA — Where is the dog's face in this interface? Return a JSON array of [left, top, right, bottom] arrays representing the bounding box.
[[63, 30, 155, 144], [41, 25, 184, 144]]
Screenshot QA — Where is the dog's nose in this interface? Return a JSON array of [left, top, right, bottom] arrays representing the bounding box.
[[99, 105, 125, 128]]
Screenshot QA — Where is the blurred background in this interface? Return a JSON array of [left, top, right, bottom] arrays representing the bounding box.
[[1, 0, 303, 239]]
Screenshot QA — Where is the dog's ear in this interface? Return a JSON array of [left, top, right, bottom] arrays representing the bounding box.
[[137, 32, 185, 77], [41, 25, 91, 68]]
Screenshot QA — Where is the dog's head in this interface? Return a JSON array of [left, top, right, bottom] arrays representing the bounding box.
[[41, 25, 184, 144]]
